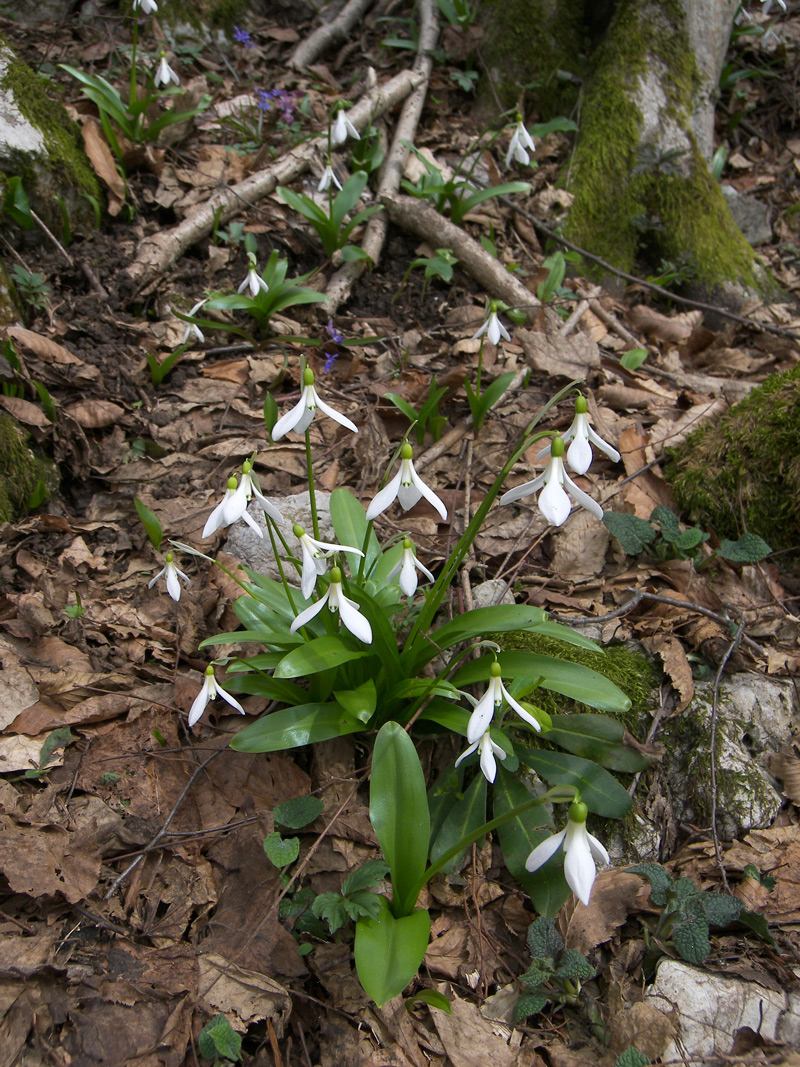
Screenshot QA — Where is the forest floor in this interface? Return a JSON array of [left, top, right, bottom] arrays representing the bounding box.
[[1, 2, 800, 1065]]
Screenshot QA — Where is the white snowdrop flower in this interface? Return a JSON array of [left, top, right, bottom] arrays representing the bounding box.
[[525, 801, 610, 907], [466, 660, 542, 743], [148, 551, 190, 602], [761, 0, 787, 16], [473, 305, 511, 346], [238, 252, 269, 298], [154, 52, 179, 88], [182, 299, 206, 345], [293, 523, 364, 599], [366, 443, 447, 522], [317, 165, 343, 192], [500, 436, 603, 526], [189, 665, 245, 727], [290, 566, 372, 644], [272, 367, 358, 440], [331, 108, 360, 146], [506, 118, 535, 167], [133, 0, 158, 13], [203, 475, 263, 539], [455, 729, 507, 784], [536, 395, 620, 476], [386, 538, 435, 597]]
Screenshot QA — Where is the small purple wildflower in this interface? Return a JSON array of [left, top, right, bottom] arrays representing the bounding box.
[[233, 26, 254, 48], [323, 352, 339, 375], [256, 88, 281, 112], [326, 318, 344, 344]]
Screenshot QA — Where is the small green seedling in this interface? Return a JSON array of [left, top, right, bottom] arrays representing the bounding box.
[[513, 916, 595, 1021]]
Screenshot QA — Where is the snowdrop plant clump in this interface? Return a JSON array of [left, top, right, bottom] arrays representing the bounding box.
[[154, 356, 640, 1008]]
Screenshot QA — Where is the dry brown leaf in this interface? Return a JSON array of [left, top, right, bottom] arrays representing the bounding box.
[[607, 1001, 678, 1061], [0, 734, 61, 774], [563, 870, 643, 955], [628, 304, 702, 344], [0, 640, 39, 730], [64, 399, 125, 429], [200, 359, 250, 384], [769, 748, 800, 804], [0, 394, 52, 429], [197, 955, 292, 1035], [5, 326, 85, 365], [81, 117, 126, 213], [430, 990, 517, 1067], [641, 634, 694, 711], [519, 325, 599, 379], [0, 813, 101, 902]]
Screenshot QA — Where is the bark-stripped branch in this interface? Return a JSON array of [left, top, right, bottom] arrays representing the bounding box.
[[288, 0, 377, 71]]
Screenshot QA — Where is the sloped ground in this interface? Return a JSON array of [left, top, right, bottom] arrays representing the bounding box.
[[0, 2, 800, 1064]]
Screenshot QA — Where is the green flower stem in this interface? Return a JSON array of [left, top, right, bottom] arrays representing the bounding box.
[[129, 11, 139, 114], [403, 379, 582, 657], [265, 517, 299, 616], [357, 517, 376, 583], [305, 429, 319, 540], [475, 333, 485, 399]]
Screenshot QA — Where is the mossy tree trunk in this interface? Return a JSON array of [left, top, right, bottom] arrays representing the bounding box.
[[482, 0, 770, 307]]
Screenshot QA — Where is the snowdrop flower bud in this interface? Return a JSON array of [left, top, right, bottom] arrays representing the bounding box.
[[467, 660, 542, 742], [473, 303, 511, 346], [331, 108, 360, 146], [238, 252, 269, 298], [188, 665, 245, 727], [500, 436, 604, 526], [525, 801, 610, 907], [148, 551, 191, 602], [272, 367, 358, 440], [366, 443, 448, 521], [387, 538, 435, 597], [290, 566, 372, 644], [537, 395, 620, 476], [154, 52, 179, 88], [455, 729, 507, 784]]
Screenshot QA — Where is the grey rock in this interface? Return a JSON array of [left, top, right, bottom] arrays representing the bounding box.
[[721, 184, 772, 247], [226, 491, 334, 580]]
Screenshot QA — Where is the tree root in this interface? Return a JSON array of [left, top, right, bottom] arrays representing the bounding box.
[[289, 0, 377, 71]]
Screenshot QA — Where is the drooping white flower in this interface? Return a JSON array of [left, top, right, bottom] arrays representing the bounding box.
[[331, 108, 360, 147], [133, 0, 158, 13], [238, 252, 269, 298], [154, 52, 179, 88], [148, 551, 190, 601], [500, 436, 603, 526], [293, 523, 364, 599], [473, 305, 511, 346], [466, 660, 542, 742], [761, 0, 787, 15], [318, 165, 343, 192], [506, 118, 535, 167], [387, 537, 435, 597], [455, 729, 507, 784], [290, 566, 372, 643], [366, 443, 448, 522], [189, 664, 246, 727], [537, 395, 620, 476], [271, 367, 358, 440], [202, 474, 268, 539], [524, 801, 610, 907], [181, 299, 206, 345]]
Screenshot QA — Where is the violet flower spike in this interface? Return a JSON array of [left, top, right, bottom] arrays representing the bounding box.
[[238, 252, 269, 298], [326, 318, 344, 344], [318, 165, 342, 192], [290, 566, 372, 644], [466, 660, 542, 742], [455, 730, 507, 784], [271, 367, 358, 440], [154, 52, 179, 88], [189, 665, 245, 727], [293, 523, 364, 600], [500, 436, 603, 526], [182, 298, 206, 345], [387, 538, 435, 597], [473, 305, 511, 346], [366, 442, 447, 522], [233, 26, 253, 47], [331, 108, 360, 147], [505, 117, 535, 168], [525, 801, 610, 907], [536, 395, 620, 476], [148, 551, 190, 602]]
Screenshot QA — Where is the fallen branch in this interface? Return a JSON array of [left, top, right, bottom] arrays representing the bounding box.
[[289, 0, 377, 71], [125, 67, 425, 285], [382, 194, 542, 323], [322, 0, 439, 315]]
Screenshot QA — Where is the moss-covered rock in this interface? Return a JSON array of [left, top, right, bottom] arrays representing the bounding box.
[[0, 413, 59, 522], [665, 365, 800, 563]]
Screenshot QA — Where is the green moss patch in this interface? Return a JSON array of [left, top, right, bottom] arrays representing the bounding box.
[[0, 413, 58, 522]]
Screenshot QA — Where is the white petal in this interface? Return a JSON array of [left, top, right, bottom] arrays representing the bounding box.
[[566, 433, 593, 476], [366, 470, 402, 520], [562, 470, 604, 520], [478, 734, 498, 782], [410, 466, 448, 520], [271, 393, 307, 440], [499, 472, 546, 505], [239, 507, 265, 538], [188, 677, 211, 727], [398, 553, 418, 597], [237, 277, 249, 294], [338, 593, 372, 643], [415, 556, 435, 584], [148, 566, 165, 589], [538, 470, 572, 526], [587, 425, 621, 464], [315, 392, 358, 433], [214, 682, 246, 716], [472, 319, 489, 341], [524, 828, 567, 873], [563, 828, 596, 906], [455, 738, 479, 768], [300, 546, 320, 600], [467, 688, 496, 744], [223, 479, 249, 524], [386, 559, 402, 582], [345, 116, 360, 140], [165, 565, 181, 601], [587, 831, 610, 867], [202, 496, 229, 538], [501, 684, 542, 732], [290, 592, 329, 633]]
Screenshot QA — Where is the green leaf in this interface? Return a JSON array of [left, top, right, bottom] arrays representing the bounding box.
[[311, 892, 349, 934], [430, 606, 547, 654], [198, 1014, 242, 1062], [405, 989, 452, 1014], [3, 176, 34, 229], [718, 532, 772, 563], [555, 949, 595, 981], [263, 832, 299, 868], [493, 764, 555, 906], [672, 917, 710, 964], [526, 916, 564, 961], [603, 511, 657, 555], [676, 527, 709, 551], [134, 498, 163, 551], [330, 486, 382, 573], [625, 863, 675, 908], [335, 679, 377, 723], [230, 702, 363, 752], [273, 795, 325, 829], [430, 772, 487, 873], [370, 722, 430, 916], [700, 892, 743, 927], [519, 749, 633, 818], [529, 116, 579, 137], [650, 506, 682, 542], [620, 348, 649, 372], [548, 714, 651, 773], [273, 635, 371, 678], [354, 897, 431, 1006], [520, 965, 551, 990], [332, 171, 370, 231], [615, 1048, 651, 1067], [525, 620, 602, 652], [513, 992, 549, 1021], [738, 908, 776, 946], [342, 859, 390, 896], [25, 726, 74, 777]]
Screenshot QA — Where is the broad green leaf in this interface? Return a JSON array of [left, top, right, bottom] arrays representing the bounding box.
[[529, 116, 579, 137], [526, 621, 601, 652], [738, 908, 776, 946], [330, 487, 382, 572], [370, 722, 430, 916], [230, 702, 362, 752], [620, 348, 649, 372], [219, 671, 305, 706], [332, 171, 369, 231], [603, 511, 656, 555], [263, 831, 299, 867], [493, 765, 558, 911], [198, 1014, 242, 1062], [342, 859, 390, 895], [518, 748, 632, 818], [513, 992, 549, 1020], [202, 630, 301, 651], [548, 714, 651, 773], [453, 652, 632, 713], [405, 989, 452, 1014], [430, 772, 487, 873], [273, 795, 325, 829], [673, 918, 710, 964], [700, 892, 743, 926], [650, 506, 681, 541], [615, 1048, 651, 1067], [718, 532, 772, 563], [354, 897, 431, 1006], [274, 635, 371, 678], [527, 916, 564, 960], [334, 679, 377, 723], [625, 863, 674, 907]]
